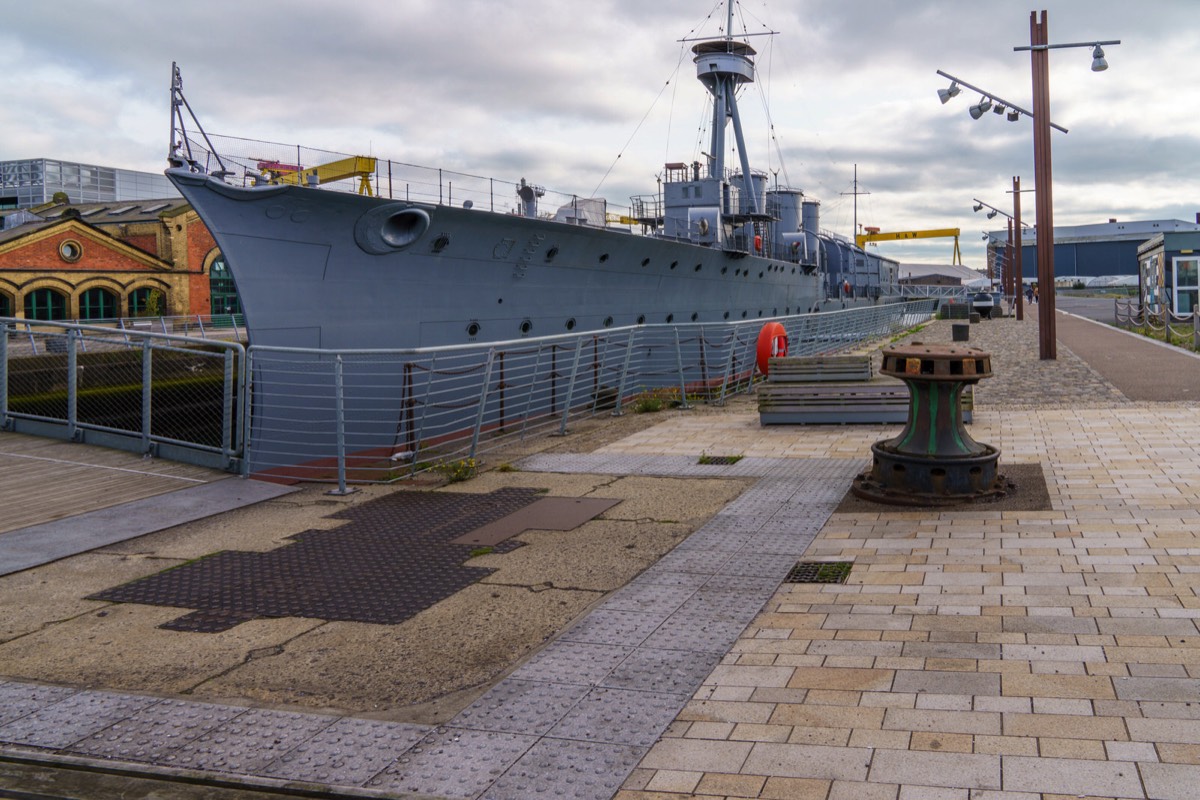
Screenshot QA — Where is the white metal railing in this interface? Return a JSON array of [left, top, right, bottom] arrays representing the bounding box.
[[1, 318, 245, 471], [7, 314, 246, 355], [1114, 299, 1200, 350], [242, 301, 937, 491]]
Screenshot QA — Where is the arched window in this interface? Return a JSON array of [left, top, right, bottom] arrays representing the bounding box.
[[209, 256, 242, 316], [0, 294, 10, 317], [79, 288, 117, 320], [24, 288, 66, 321], [129, 287, 165, 317]]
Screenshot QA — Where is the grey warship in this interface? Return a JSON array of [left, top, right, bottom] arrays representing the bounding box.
[[166, 4, 897, 352]]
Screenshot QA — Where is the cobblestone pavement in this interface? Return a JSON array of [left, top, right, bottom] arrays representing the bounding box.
[[613, 314, 1200, 800]]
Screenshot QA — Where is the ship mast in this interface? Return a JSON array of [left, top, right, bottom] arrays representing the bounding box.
[[692, 0, 759, 214]]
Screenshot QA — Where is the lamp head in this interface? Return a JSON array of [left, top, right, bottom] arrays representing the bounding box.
[[1007, 109, 1020, 122], [973, 203, 984, 212], [938, 81, 962, 104], [1091, 44, 1108, 72], [993, 103, 1006, 115], [987, 210, 998, 219]]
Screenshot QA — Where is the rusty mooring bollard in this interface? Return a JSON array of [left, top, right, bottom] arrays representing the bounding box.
[[852, 342, 1005, 505]]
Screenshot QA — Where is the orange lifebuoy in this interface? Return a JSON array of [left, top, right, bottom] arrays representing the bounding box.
[[756, 321, 788, 375], [754, 234, 762, 252]]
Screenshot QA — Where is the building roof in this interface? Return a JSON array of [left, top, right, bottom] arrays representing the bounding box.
[[898, 262, 987, 282], [988, 218, 1200, 246], [0, 198, 189, 245]]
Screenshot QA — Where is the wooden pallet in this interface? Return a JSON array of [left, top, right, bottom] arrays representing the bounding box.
[[767, 354, 873, 383], [758, 379, 973, 425]]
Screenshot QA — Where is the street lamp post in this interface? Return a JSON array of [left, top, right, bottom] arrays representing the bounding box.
[[1015, 13, 1120, 359], [1012, 176, 1024, 322]]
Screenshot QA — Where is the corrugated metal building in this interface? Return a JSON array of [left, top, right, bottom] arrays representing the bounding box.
[[986, 218, 1200, 283]]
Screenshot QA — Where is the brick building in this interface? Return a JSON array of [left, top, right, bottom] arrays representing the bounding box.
[[0, 199, 233, 321]]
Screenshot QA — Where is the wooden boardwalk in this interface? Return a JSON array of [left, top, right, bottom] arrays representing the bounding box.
[[0, 432, 224, 534]]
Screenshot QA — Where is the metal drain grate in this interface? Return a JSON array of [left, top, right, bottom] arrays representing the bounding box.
[[697, 455, 743, 465], [784, 561, 852, 584]]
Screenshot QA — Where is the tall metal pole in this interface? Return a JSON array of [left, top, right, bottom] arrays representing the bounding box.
[[1013, 176, 1024, 322], [1030, 11, 1056, 359], [1006, 218, 1014, 311]]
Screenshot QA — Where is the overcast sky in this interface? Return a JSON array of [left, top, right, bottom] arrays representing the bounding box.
[[4, 0, 1197, 266]]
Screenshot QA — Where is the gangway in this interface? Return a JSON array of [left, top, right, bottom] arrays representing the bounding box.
[[855, 227, 962, 265], [256, 156, 377, 196]]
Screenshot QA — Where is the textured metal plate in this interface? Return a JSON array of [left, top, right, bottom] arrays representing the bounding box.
[[633, 567, 711, 588], [720, 551, 805, 578], [742, 532, 820, 556], [165, 708, 337, 773], [259, 717, 429, 786], [0, 682, 79, 729], [479, 738, 648, 800], [600, 647, 723, 694], [510, 641, 634, 686], [450, 496, 620, 546], [0, 690, 159, 749], [66, 698, 247, 762], [650, 549, 732, 575], [677, 590, 773, 621], [547, 686, 690, 746], [89, 488, 546, 631], [368, 728, 537, 797], [454, 679, 591, 736]]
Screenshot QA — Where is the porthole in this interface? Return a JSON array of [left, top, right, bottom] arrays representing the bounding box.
[[758, 271, 764, 278], [432, 234, 450, 253], [599, 253, 609, 263], [772, 308, 778, 316], [666, 313, 674, 323], [565, 318, 576, 330], [741, 311, 748, 318], [603, 316, 614, 327], [637, 314, 646, 325], [520, 319, 533, 334], [690, 312, 699, 322], [694, 263, 702, 272], [641, 257, 651, 267], [723, 311, 730, 320], [670, 261, 678, 270], [791, 267, 796, 274], [546, 246, 560, 261], [497, 297, 503, 304], [758, 310, 763, 316], [467, 321, 481, 337], [721, 267, 728, 275], [58, 239, 83, 263]]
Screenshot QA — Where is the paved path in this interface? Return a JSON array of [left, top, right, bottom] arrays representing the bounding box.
[[2, 311, 1199, 800]]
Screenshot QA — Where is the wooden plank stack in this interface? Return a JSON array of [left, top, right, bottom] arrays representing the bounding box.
[[757, 354, 973, 425]]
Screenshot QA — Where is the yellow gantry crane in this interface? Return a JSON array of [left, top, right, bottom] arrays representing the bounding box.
[[855, 227, 963, 265], [256, 156, 377, 196]]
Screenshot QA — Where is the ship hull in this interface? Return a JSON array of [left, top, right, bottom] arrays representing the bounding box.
[[168, 169, 840, 351]]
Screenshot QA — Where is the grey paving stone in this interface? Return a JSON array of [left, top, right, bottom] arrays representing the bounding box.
[[1140, 762, 1200, 800], [0, 690, 159, 749], [719, 551, 802, 578], [547, 686, 689, 746], [479, 737, 647, 800], [1002, 616, 1100, 635], [260, 717, 429, 787], [891, 670, 1001, 697], [600, 582, 696, 614], [633, 567, 711, 588], [676, 589, 774, 621], [166, 708, 338, 774], [870, 749, 1000, 790], [510, 641, 635, 685], [642, 617, 749, 653], [0, 682, 79, 728], [454, 680, 592, 735], [369, 728, 536, 798], [1114, 676, 1200, 702], [1002, 754, 1143, 797], [559, 608, 671, 647], [702, 574, 782, 593], [900, 641, 1002, 660], [601, 647, 723, 694], [651, 549, 732, 574], [65, 698, 247, 763], [740, 532, 819, 556]]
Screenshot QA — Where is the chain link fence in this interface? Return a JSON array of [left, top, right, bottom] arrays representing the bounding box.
[[1, 318, 245, 471]]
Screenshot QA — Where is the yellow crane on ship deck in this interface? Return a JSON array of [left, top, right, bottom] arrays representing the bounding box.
[[256, 156, 377, 196], [855, 227, 962, 265]]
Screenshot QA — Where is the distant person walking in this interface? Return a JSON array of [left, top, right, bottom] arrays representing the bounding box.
[[1025, 285, 1033, 304], [1033, 284, 1039, 304]]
